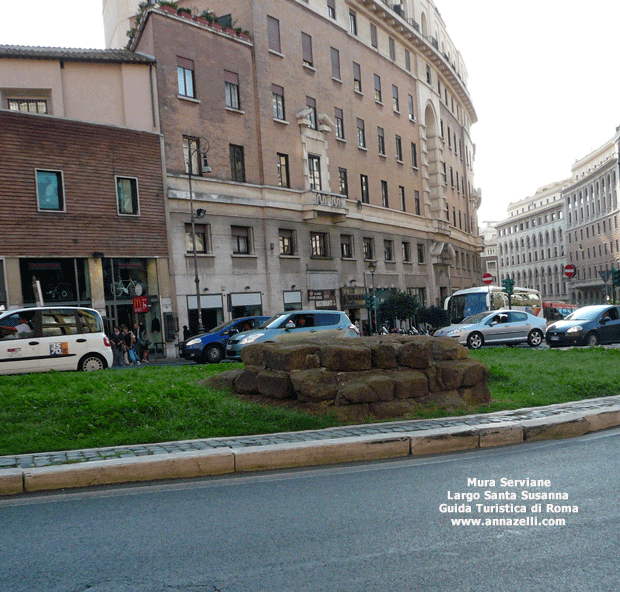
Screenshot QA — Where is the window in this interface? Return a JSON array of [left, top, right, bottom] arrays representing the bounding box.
[[392, 85, 399, 111], [408, 94, 415, 120], [341, 234, 353, 258], [353, 62, 362, 92], [405, 49, 411, 72], [381, 180, 389, 208], [360, 174, 369, 203], [389, 37, 395, 61], [8, 98, 47, 113], [229, 144, 245, 182], [377, 127, 385, 155], [311, 232, 329, 257], [279, 229, 296, 255], [232, 226, 251, 254], [302, 32, 314, 67], [272, 84, 285, 120], [384, 239, 394, 261], [370, 23, 378, 48], [183, 136, 201, 174], [402, 241, 411, 262], [395, 136, 403, 162], [399, 186, 406, 211], [224, 70, 239, 109], [417, 243, 425, 264], [177, 57, 195, 98], [330, 47, 341, 79], [308, 154, 322, 190], [306, 96, 317, 130], [349, 10, 357, 35], [185, 223, 210, 254], [363, 237, 374, 260], [338, 168, 348, 196], [414, 190, 421, 215], [374, 74, 382, 102], [116, 176, 139, 216], [36, 170, 64, 212], [335, 107, 345, 139], [357, 118, 366, 148], [327, 0, 336, 19], [426, 64, 432, 85], [277, 153, 290, 188], [267, 16, 281, 52], [411, 142, 418, 168]]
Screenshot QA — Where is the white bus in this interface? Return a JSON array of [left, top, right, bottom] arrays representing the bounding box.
[[444, 286, 543, 324]]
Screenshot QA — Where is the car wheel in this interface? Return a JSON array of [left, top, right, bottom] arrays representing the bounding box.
[[79, 353, 106, 371], [203, 345, 223, 364], [585, 332, 599, 347], [527, 329, 544, 348], [467, 332, 484, 350]]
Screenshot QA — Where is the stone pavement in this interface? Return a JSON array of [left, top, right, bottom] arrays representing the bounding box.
[[2, 394, 620, 496]]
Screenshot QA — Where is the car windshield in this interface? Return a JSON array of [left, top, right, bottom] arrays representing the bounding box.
[[565, 308, 605, 321], [206, 320, 235, 334], [460, 312, 490, 324], [260, 314, 290, 329]]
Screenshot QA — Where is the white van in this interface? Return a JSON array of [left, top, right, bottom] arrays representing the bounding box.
[[0, 307, 113, 375]]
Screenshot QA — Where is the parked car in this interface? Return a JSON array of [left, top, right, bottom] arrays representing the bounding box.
[[434, 309, 547, 350], [225, 310, 359, 360], [0, 306, 113, 374], [179, 316, 269, 363], [545, 304, 620, 347]]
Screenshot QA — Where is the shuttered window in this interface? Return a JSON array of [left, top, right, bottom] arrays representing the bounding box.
[[302, 33, 313, 67], [267, 16, 281, 52]]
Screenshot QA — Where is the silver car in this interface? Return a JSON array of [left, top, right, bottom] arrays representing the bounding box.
[[434, 309, 547, 349]]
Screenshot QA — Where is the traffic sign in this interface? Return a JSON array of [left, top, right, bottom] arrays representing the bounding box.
[[564, 264, 576, 279], [482, 273, 493, 285]]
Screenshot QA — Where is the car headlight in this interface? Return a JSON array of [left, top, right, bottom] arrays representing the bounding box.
[[185, 338, 202, 348], [567, 326, 583, 334], [240, 333, 265, 345], [446, 329, 462, 337]]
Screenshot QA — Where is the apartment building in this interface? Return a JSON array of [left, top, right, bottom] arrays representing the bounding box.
[[0, 47, 175, 350], [104, 0, 483, 332], [496, 181, 570, 302]]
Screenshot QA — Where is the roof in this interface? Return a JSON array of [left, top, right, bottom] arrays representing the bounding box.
[[0, 45, 155, 64]]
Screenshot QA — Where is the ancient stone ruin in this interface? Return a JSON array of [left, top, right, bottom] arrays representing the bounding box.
[[208, 335, 491, 421]]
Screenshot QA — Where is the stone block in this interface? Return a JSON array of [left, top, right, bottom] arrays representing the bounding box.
[[204, 369, 241, 391], [290, 368, 341, 401], [371, 342, 400, 369], [234, 367, 259, 394], [0, 469, 24, 496], [338, 373, 394, 404], [419, 390, 468, 409], [319, 344, 372, 371], [427, 336, 469, 360], [392, 369, 429, 399], [240, 343, 268, 368], [459, 383, 491, 405], [264, 344, 321, 372], [397, 340, 431, 369], [256, 370, 295, 399], [369, 399, 416, 419]]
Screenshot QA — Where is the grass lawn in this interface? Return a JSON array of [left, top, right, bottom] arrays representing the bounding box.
[[1, 347, 620, 456]]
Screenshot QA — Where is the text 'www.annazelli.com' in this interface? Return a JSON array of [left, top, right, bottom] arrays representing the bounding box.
[[450, 516, 567, 527]]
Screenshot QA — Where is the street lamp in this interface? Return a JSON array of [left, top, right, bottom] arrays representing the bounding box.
[[368, 260, 377, 334], [187, 137, 211, 334]]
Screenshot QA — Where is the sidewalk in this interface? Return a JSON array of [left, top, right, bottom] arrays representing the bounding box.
[[2, 394, 620, 496]]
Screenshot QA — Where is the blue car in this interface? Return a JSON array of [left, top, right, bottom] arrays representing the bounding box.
[[179, 316, 269, 363]]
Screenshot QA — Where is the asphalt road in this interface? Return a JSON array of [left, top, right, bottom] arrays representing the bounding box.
[[1, 429, 619, 592]]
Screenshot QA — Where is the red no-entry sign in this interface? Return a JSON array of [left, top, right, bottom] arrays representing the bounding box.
[[564, 264, 576, 278], [482, 273, 493, 285]]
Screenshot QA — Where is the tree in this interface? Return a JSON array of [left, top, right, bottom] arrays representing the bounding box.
[[417, 305, 449, 329], [377, 291, 420, 328]]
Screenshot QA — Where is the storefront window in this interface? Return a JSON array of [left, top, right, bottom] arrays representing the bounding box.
[[20, 259, 90, 305]]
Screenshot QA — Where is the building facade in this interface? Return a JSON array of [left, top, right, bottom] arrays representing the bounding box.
[[496, 181, 570, 302], [563, 136, 620, 305], [105, 0, 483, 333], [0, 47, 175, 351]]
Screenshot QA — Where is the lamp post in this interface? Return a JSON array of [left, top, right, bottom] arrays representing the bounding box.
[[368, 260, 377, 334], [187, 137, 211, 334]]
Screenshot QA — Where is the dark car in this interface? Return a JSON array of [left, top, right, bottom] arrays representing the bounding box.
[[179, 316, 269, 363], [545, 305, 620, 347]]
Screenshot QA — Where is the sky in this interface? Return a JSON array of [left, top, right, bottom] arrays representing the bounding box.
[[2, 0, 619, 225]]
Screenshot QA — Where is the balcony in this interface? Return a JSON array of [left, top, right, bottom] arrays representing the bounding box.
[[302, 191, 348, 223]]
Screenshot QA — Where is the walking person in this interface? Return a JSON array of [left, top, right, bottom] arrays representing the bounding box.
[[136, 322, 150, 363], [109, 326, 124, 367], [122, 324, 139, 365]]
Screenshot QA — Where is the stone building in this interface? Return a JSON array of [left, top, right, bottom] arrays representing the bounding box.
[[496, 180, 570, 302], [104, 0, 484, 333], [563, 135, 620, 305]]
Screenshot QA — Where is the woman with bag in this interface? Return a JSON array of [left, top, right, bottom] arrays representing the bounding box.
[[122, 324, 139, 366]]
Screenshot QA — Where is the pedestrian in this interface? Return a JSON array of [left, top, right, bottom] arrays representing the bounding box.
[[183, 325, 191, 340], [109, 326, 124, 367], [122, 324, 139, 365], [137, 322, 150, 362]]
